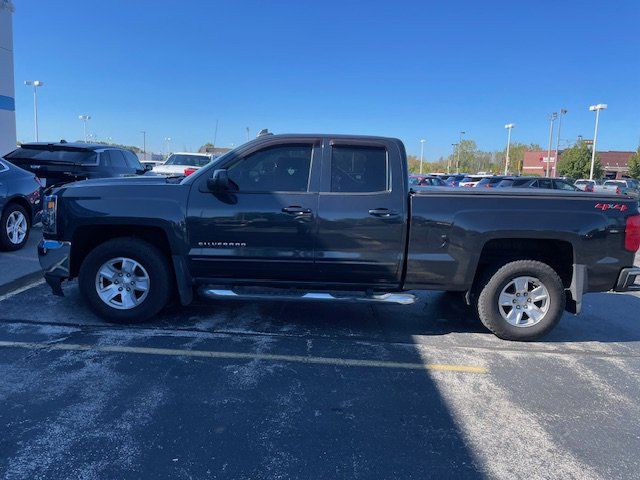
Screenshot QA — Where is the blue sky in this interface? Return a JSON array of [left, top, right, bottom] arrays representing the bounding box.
[[12, 0, 640, 158]]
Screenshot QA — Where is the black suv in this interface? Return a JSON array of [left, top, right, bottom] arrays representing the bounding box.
[[4, 142, 150, 188]]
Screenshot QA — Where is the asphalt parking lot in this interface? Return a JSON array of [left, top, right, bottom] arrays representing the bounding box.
[[0, 266, 639, 480]]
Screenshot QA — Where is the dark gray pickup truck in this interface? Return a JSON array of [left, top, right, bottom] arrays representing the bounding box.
[[38, 134, 640, 340]]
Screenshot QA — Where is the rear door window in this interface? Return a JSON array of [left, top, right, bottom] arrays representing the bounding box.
[[537, 179, 553, 189], [330, 146, 388, 193], [123, 150, 143, 170]]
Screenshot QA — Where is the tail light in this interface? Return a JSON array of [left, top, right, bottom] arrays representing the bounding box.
[[586, 184, 593, 192], [184, 167, 197, 176], [626, 215, 640, 251], [616, 187, 621, 195]]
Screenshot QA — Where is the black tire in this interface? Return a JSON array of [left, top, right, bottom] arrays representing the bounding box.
[[477, 260, 565, 341], [79, 237, 172, 322], [0, 203, 30, 251]]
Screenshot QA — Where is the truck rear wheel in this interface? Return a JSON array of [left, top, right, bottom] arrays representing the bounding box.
[[79, 238, 172, 322], [477, 260, 565, 341]]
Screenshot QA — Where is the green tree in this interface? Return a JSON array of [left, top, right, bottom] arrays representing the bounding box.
[[199, 142, 215, 153], [627, 147, 640, 179], [557, 144, 602, 179]]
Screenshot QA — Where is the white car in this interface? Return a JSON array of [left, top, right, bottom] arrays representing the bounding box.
[[152, 152, 213, 176]]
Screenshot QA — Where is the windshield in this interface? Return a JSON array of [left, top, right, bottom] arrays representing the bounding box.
[[165, 154, 211, 167], [574, 180, 592, 185], [604, 181, 626, 187], [6, 147, 97, 165]]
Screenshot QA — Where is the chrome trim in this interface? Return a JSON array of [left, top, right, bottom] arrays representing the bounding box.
[[198, 287, 416, 305]]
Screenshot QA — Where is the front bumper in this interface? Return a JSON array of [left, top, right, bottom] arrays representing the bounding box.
[[615, 267, 640, 292], [37, 239, 71, 296]]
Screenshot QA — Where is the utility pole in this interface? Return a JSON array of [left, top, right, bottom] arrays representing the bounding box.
[[546, 113, 557, 177], [246, 127, 250, 142], [589, 104, 607, 180], [456, 131, 466, 173], [419, 139, 426, 174], [554, 109, 567, 177]]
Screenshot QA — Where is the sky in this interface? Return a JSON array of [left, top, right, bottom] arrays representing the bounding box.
[[11, 0, 640, 159]]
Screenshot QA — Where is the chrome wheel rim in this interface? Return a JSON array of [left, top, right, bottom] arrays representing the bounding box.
[[498, 276, 550, 327], [6, 211, 27, 245], [95, 257, 150, 310]]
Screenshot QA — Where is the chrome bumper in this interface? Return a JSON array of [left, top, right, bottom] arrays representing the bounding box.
[[615, 267, 640, 292], [38, 239, 71, 296]]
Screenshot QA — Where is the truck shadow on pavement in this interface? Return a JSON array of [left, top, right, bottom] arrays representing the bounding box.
[[0, 285, 489, 478]]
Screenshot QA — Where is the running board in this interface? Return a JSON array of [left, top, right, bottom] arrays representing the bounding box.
[[198, 287, 416, 305]]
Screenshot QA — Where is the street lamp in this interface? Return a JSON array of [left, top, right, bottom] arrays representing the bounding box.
[[545, 112, 557, 177], [78, 115, 91, 142], [24, 80, 44, 141], [504, 123, 515, 175], [589, 104, 607, 180], [164, 137, 172, 156], [419, 139, 426, 174], [554, 109, 567, 177]]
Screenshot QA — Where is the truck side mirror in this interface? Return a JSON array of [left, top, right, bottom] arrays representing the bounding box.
[[207, 169, 230, 192]]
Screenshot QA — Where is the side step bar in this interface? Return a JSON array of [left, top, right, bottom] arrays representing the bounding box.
[[198, 287, 416, 305]]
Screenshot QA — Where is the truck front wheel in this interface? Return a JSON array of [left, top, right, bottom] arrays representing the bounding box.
[[477, 260, 565, 341], [79, 238, 172, 322]]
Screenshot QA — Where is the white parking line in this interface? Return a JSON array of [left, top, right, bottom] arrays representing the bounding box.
[[0, 279, 45, 303], [0, 340, 488, 374]]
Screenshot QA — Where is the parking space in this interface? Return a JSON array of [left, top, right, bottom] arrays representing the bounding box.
[[1, 279, 639, 479]]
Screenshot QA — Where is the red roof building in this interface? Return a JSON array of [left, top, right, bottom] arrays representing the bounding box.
[[522, 150, 634, 179]]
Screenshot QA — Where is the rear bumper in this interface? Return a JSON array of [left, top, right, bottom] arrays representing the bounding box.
[[615, 267, 640, 292], [37, 239, 71, 296]]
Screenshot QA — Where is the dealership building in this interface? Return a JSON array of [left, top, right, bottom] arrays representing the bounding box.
[[523, 149, 635, 179], [0, 0, 16, 156]]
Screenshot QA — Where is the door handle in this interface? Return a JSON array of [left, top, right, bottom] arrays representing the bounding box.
[[368, 208, 398, 217], [282, 206, 312, 215]]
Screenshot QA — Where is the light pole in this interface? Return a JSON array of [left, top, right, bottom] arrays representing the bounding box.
[[589, 104, 607, 180], [24, 80, 44, 141], [246, 127, 250, 142], [164, 137, 172, 156], [504, 123, 515, 175], [456, 131, 466, 173], [545, 113, 557, 177], [78, 115, 91, 142], [419, 139, 426, 174], [140, 131, 146, 160], [554, 109, 567, 177]]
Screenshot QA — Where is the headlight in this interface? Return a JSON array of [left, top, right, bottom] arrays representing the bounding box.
[[42, 195, 58, 235]]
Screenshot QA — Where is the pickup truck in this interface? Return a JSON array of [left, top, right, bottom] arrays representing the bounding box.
[[38, 134, 640, 341]]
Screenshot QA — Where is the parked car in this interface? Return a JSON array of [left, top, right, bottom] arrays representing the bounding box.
[[603, 180, 640, 198], [444, 174, 467, 187], [0, 159, 42, 251], [4, 142, 150, 188], [38, 133, 640, 341], [476, 176, 509, 188], [496, 177, 579, 191], [459, 175, 487, 187], [409, 175, 446, 187], [152, 152, 213, 176]]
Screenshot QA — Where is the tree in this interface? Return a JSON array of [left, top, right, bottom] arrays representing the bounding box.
[[556, 144, 602, 179], [199, 142, 215, 153], [627, 147, 640, 179], [497, 142, 542, 174]]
